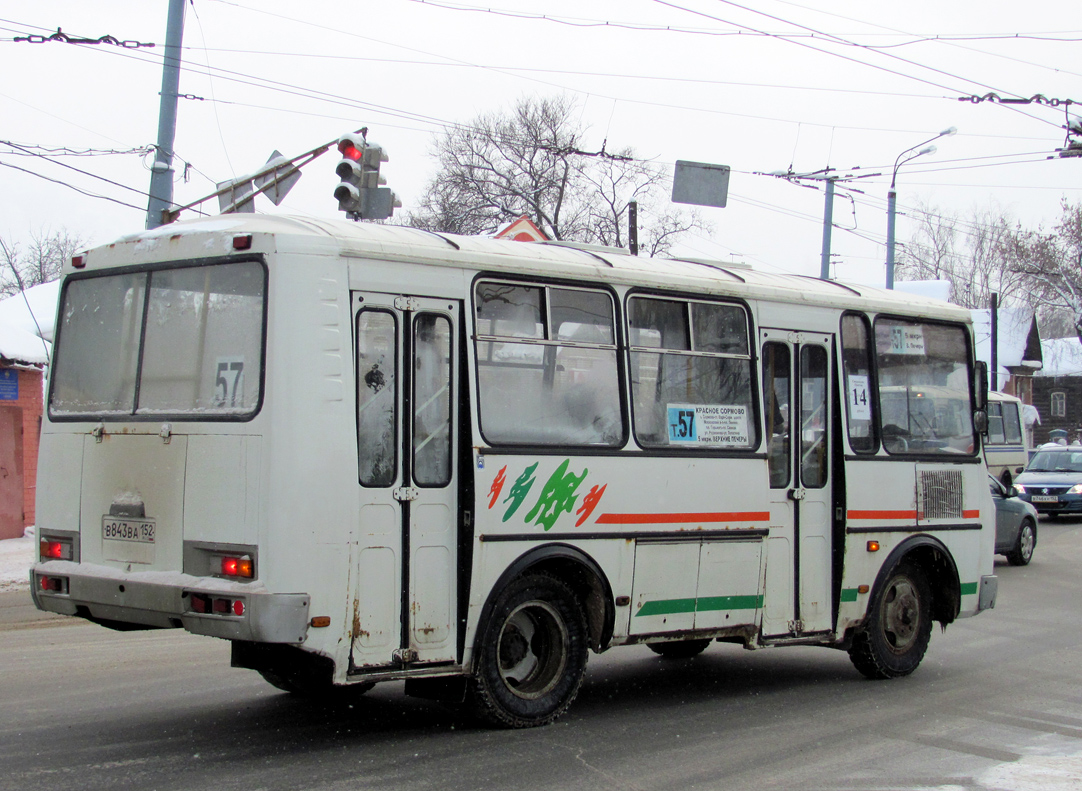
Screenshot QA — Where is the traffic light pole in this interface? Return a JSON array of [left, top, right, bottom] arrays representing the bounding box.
[[146, 0, 186, 230]]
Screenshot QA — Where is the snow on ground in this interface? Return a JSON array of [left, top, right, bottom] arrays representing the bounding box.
[[0, 527, 34, 592]]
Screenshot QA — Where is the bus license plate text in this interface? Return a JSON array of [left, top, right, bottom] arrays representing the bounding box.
[[102, 518, 155, 543]]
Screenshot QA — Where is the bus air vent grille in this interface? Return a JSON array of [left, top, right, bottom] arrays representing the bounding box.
[[919, 470, 963, 520]]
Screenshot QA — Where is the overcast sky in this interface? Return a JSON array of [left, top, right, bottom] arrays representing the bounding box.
[[2, 0, 1081, 286]]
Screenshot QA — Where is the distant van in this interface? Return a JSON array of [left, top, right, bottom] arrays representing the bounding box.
[[985, 391, 1028, 486]]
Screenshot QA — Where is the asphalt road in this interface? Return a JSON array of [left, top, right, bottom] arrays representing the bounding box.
[[2, 519, 1081, 791]]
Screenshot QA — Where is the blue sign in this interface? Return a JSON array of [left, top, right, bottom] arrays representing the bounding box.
[[667, 406, 697, 442], [0, 370, 17, 401]]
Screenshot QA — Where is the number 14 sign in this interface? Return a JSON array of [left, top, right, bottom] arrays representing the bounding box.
[[848, 375, 871, 420]]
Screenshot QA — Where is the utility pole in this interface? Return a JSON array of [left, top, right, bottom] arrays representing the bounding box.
[[628, 200, 639, 256], [820, 177, 835, 281], [146, 0, 186, 230], [762, 167, 870, 282], [990, 292, 999, 392]]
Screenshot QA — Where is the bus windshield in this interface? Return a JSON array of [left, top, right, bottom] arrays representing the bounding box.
[[875, 319, 974, 455], [49, 259, 266, 420]]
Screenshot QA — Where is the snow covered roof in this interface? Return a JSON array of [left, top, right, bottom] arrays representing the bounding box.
[[1038, 337, 1082, 377], [87, 214, 975, 323], [895, 280, 951, 303], [0, 281, 56, 366], [971, 307, 1042, 382], [0, 281, 58, 342]]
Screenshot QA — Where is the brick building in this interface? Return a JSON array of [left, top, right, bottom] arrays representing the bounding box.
[[1033, 337, 1082, 446], [0, 282, 57, 539]]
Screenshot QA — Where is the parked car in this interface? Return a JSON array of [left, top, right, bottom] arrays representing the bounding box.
[[989, 474, 1037, 566], [1014, 447, 1082, 517]]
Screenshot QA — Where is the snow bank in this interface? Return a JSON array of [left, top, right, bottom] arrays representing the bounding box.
[[0, 527, 33, 592]]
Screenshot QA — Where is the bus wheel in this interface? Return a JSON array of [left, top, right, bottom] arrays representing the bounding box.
[[258, 669, 375, 699], [469, 574, 588, 728], [648, 639, 711, 659], [848, 561, 932, 680]]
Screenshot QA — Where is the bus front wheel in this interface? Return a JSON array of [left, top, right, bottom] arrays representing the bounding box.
[[848, 561, 932, 680], [469, 574, 588, 728]]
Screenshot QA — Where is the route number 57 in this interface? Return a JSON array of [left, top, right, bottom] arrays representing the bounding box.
[[215, 358, 245, 407]]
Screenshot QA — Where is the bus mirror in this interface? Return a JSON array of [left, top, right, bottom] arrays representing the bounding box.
[[973, 361, 988, 409], [973, 409, 988, 436]]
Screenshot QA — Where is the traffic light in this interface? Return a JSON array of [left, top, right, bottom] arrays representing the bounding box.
[[333, 133, 401, 220], [334, 133, 367, 216]]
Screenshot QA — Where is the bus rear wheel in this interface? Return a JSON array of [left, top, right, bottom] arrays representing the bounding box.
[[648, 639, 711, 659], [848, 561, 932, 680], [469, 574, 588, 728]]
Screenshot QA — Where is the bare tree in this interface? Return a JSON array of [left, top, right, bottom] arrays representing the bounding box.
[[1007, 200, 1082, 341], [407, 95, 709, 255], [896, 202, 1031, 309], [0, 228, 85, 296]]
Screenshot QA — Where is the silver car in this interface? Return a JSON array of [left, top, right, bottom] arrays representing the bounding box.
[[989, 474, 1037, 566]]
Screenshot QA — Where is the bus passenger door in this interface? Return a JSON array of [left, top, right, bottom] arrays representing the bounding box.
[[352, 292, 459, 669], [760, 330, 834, 638]]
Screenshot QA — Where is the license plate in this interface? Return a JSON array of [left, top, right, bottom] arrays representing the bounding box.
[[1031, 495, 1059, 503], [102, 517, 156, 543]]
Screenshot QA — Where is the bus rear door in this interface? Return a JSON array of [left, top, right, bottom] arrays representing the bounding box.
[[351, 292, 460, 669]]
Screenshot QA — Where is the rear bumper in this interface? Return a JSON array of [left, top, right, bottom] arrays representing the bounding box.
[[30, 561, 310, 644]]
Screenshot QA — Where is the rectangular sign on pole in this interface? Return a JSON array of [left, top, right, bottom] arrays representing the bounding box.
[[672, 160, 730, 208]]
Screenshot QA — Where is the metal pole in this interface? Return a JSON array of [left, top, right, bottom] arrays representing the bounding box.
[[628, 200, 639, 256], [885, 187, 897, 289], [820, 177, 834, 280], [990, 292, 999, 392], [146, 0, 186, 230]]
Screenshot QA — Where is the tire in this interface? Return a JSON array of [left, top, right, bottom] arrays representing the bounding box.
[[648, 639, 711, 659], [469, 574, 588, 728], [848, 561, 932, 680], [258, 669, 375, 699], [1006, 518, 1036, 566]]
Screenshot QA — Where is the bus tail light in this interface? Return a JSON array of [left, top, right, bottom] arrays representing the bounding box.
[[221, 556, 254, 578], [190, 592, 244, 617], [38, 575, 68, 593], [40, 538, 73, 561]]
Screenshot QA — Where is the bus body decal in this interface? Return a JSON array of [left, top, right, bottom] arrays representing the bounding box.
[[596, 511, 770, 525]]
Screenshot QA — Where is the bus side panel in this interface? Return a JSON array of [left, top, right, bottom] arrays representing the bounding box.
[[468, 454, 770, 651]]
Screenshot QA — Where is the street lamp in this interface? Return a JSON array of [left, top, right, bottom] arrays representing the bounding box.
[[885, 126, 956, 289]]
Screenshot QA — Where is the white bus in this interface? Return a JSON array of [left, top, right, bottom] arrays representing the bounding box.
[[984, 391, 1029, 486], [32, 215, 998, 728]]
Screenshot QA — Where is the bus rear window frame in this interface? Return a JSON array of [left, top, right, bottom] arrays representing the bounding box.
[[47, 254, 269, 423]]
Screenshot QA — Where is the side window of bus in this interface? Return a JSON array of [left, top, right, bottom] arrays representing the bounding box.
[[627, 296, 756, 450], [357, 310, 397, 487], [413, 313, 452, 487], [874, 319, 974, 455], [841, 313, 876, 453], [474, 281, 623, 447], [762, 342, 791, 488], [987, 402, 1006, 444], [1004, 402, 1023, 444]]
